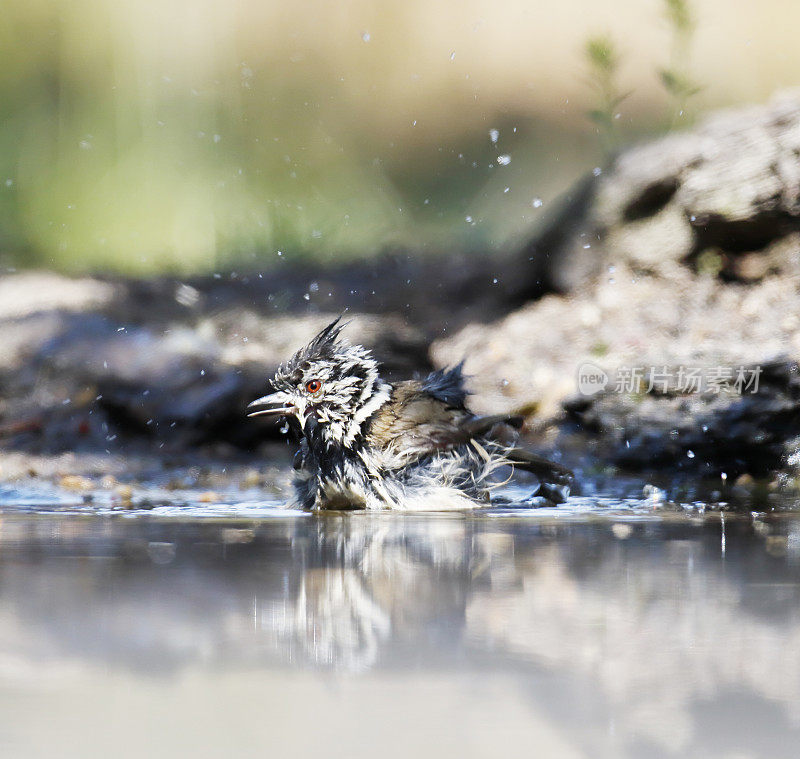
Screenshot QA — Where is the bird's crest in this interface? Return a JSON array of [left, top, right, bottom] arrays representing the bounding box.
[[271, 316, 377, 394], [291, 316, 346, 367]]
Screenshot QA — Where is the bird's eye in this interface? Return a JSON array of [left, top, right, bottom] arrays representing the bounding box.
[[305, 379, 322, 394]]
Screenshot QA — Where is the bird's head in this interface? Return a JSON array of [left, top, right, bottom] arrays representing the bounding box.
[[247, 318, 391, 448]]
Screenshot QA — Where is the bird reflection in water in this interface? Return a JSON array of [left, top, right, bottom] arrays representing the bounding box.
[[2, 512, 800, 755]]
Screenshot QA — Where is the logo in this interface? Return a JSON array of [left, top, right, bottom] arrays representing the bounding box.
[[576, 362, 609, 396]]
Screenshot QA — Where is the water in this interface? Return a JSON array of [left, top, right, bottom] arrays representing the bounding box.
[[1, 489, 800, 757]]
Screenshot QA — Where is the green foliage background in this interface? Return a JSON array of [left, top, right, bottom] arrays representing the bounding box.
[[0, 0, 795, 273]]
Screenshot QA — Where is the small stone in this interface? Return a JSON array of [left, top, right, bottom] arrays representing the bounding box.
[[115, 484, 134, 506], [733, 252, 771, 281], [241, 469, 263, 488], [59, 475, 93, 491]]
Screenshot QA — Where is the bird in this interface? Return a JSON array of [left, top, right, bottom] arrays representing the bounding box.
[[247, 318, 573, 511]]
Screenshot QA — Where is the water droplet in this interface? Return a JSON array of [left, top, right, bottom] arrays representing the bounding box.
[[465, 215, 473, 223], [592, 167, 602, 177], [213, 134, 221, 143], [532, 198, 543, 208], [497, 154, 511, 166], [489, 128, 499, 144], [449, 50, 456, 61], [303, 293, 310, 301], [687, 450, 695, 459], [492, 278, 498, 284], [361, 31, 371, 42]]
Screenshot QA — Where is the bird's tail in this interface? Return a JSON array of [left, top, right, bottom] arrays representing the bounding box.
[[503, 447, 574, 483]]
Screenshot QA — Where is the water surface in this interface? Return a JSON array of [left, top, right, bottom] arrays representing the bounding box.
[[0, 491, 799, 758]]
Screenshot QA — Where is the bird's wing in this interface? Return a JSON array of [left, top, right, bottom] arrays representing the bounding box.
[[419, 363, 469, 409], [366, 381, 471, 459], [367, 381, 571, 483], [459, 413, 524, 437]]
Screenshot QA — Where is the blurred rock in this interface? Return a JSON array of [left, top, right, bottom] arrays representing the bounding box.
[[0, 272, 117, 320], [563, 361, 800, 478], [0, 272, 433, 455], [515, 89, 800, 289], [436, 91, 800, 478], [433, 263, 800, 416]]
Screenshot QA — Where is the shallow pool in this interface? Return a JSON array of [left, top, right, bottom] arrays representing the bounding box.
[[0, 485, 799, 758]]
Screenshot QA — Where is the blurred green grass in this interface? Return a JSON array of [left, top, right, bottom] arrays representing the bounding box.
[[1, 0, 798, 274]]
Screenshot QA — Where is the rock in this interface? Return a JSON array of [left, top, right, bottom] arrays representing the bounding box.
[[434, 256, 800, 475], [59, 475, 94, 491], [603, 203, 693, 272], [730, 232, 800, 281], [517, 89, 800, 291], [0, 272, 116, 320], [429, 91, 800, 479], [433, 262, 800, 416], [562, 360, 800, 477]]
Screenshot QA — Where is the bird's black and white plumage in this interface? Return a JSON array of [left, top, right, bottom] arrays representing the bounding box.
[[248, 318, 573, 510]]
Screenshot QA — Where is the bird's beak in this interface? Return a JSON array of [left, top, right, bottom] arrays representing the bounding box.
[[246, 391, 295, 419]]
